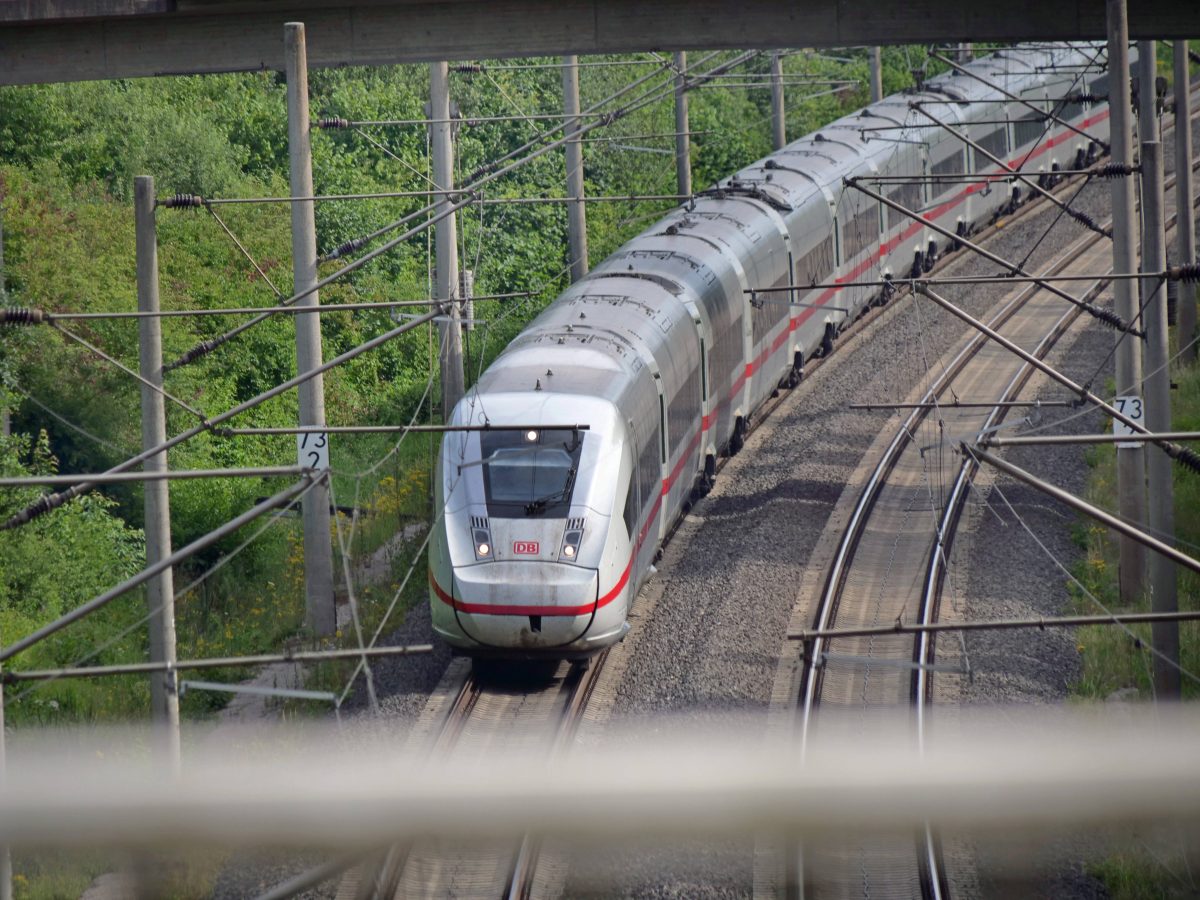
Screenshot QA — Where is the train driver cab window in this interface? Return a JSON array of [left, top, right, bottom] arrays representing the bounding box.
[[479, 428, 584, 518]]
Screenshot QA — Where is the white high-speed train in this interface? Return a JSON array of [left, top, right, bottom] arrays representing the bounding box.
[[429, 44, 1119, 659]]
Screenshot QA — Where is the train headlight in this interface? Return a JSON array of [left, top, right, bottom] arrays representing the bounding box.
[[525, 429, 539, 443], [560, 529, 583, 562], [473, 527, 493, 560]]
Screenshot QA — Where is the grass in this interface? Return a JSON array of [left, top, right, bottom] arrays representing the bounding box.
[[7, 427, 439, 727], [11, 850, 229, 900], [1069, 345, 1200, 897], [1070, 357, 1200, 702]]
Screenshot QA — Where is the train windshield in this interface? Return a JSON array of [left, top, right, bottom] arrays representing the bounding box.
[[479, 428, 584, 517]]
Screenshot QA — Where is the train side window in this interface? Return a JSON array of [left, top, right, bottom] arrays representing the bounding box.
[[659, 395, 667, 464], [622, 481, 636, 539]]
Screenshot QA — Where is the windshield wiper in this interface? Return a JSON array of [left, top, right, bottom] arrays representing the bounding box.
[[523, 468, 577, 516]]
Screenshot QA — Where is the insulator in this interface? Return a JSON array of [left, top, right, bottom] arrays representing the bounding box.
[[1067, 208, 1100, 232], [0, 307, 47, 326], [164, 338, 218, 372], [162, 193, 203, 209], [1094, 163, 1137, 180], [452, 64, 482, 74], [4, 490, 64, 530], [322, 238, 366, 262], [317, 117, 350, 129], [1087, 303, 1135, 334], [1066, 92, 1105, 104], [1174, 445, 1200, 475], [1169, 263, 1200, 283], [466, 163, 495, 183]]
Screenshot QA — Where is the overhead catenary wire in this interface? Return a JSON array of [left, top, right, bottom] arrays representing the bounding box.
[[847, 177, 1137, 334], [203, 203, 285, 298], [163, 197, 476, 371], [0, 466, 307, 487], [0, 476, 317, 663], [220, 423, 590, 436], [912, 102, 1109, 235], [915, 283, 1200, 473], [48, 319, 210, 423], [789, 609, 1200, 642], [3, 643, 433, 684], [9, 478, 315, 704], [974, 469, 1200, 688], [34, 293, 531, 322], [3, 306, 444, 531], [161, 52, 750, 371], [929, 49, 1110, 153], [4, 380, 133, 455]]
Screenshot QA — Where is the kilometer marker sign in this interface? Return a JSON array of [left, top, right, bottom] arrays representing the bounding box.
[[298, 431, 330, 471], [1113, 396, 1145, 449]]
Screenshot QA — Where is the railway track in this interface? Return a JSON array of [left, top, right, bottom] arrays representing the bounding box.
[[779, 109, 1199, 900], [264, 98, 1200, 900], [333, 652, 607, 899]]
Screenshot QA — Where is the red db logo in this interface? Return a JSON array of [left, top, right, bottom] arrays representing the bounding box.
[[513, 541, 540, 555]]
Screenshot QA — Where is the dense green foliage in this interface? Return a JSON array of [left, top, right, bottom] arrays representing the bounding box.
[[0, 47, 933, 730]]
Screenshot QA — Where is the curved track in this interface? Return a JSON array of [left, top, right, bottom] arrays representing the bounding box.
[[785, 107, 1199, 899]]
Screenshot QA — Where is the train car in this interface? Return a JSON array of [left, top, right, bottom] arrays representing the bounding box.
[[429, 43, 1116, 660]]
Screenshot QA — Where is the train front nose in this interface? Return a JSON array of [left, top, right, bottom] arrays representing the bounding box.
[[445, 561, 599, 650]]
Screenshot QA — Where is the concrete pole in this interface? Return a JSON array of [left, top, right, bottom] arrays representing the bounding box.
[[562, 55, 589, 282], [0, 632, 8, 900], [957, 43, 974, 64], [770, 51, 786, 150], [1138, 41, 1160, 146], [1106, 0, 1147, 605], [285, 23, 336, 637], [0, 658, 7, 900], [0, 205, 7, 440], [674, 51, 692, 198], [134, 175, 182, 767], [869, 46, 884, 104], [429, 61, 465, 415], [1139, 140, 1180, 698], [1176, 41, 1197, 365]]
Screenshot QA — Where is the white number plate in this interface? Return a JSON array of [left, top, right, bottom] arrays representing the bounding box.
[[298, 431, 330, 471], [1113, 395, 1144, 449]]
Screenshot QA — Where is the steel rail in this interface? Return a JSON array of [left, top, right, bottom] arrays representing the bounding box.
[[505, 650, 610, 900], [274, 669, 485, 900], [846, 177, 1136, 334], [929, 136, 1198, 882], [912, 249, 1101, 900], [793, 269, 1052, 900], [792, 136, 1141, 900]]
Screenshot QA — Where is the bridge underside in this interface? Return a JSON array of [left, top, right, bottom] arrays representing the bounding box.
[[0, 0, 1195, 85]]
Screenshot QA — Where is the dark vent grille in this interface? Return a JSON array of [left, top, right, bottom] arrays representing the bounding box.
[[470, 516, 489, 529], [568, 517, 586, 531]]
